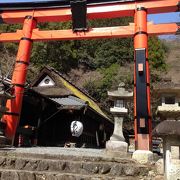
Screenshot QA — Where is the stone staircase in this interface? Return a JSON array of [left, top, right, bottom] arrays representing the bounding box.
[[0, 147, 157, 180]]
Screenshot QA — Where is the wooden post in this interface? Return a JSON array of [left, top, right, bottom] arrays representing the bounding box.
[[134, 7, 152, 150], [3, 16, 36, 144]]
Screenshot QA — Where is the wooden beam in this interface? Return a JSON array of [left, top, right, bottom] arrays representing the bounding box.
[[0, 23, 178, 42], [0, 0, 179, 24]]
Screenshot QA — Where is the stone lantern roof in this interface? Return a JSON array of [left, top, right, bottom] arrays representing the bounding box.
[[108, 83, 133, 115], [153, 79, 180, 96], [108, 83, 133, 99], [153, 120, 180, 137]]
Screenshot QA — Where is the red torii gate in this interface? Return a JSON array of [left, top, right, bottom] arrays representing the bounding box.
[[0, 0, 179, 150]]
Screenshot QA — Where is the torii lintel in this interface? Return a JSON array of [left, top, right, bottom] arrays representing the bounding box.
[[0, 0, 179, 24]]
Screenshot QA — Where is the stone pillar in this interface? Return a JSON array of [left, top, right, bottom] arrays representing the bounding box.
[[163, 136, 180, 180], [106, 116, 128, 152], [110, 116, 125, 142]]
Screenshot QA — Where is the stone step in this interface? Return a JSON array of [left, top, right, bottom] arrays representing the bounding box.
[[0, 147, 132, 162], [0, 147, 155, 179], [0, 155, 149, 177], [0, 169, 139, 180]]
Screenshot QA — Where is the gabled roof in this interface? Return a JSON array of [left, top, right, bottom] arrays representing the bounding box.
[[31, 66, 112, 123]]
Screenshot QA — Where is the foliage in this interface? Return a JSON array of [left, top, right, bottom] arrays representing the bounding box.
[[0, 24, 21, 55], [31, 41, 78, 72], [148, 36, 168, 71], [30, 18, 134, 72], [84, 64, 120, 101], [94, 38, 133, 68], [0, 18, 168, 103]]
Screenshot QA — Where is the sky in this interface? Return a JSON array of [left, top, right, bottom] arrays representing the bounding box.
[[148, 12, 180, 24]]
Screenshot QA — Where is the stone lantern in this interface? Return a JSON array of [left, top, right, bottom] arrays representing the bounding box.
[[106, 83, 133, 153], [153, 81, 180, 180]]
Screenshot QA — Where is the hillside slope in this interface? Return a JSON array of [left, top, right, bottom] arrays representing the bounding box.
[[163, 39, 180, 83]]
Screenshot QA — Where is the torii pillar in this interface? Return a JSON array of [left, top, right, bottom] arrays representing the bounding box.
[[2, 16, 36, 144], [133, 6, 153, 163]]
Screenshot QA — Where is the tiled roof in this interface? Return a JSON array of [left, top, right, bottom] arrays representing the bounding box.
[[50, 96, 86, 106]]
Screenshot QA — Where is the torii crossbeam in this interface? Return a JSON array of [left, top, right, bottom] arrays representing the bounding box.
[[0, 23, 179, 42], [0, 0, 180, 150]]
